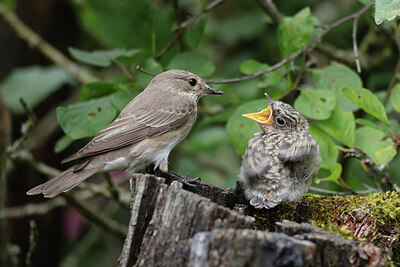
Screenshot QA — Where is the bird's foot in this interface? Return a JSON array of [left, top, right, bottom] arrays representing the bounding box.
[[163, 171, 200, 188]]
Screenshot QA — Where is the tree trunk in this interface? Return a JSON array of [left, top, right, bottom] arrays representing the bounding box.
[[118, 173, 389, 267]]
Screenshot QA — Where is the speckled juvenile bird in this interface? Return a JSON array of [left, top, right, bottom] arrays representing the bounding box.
[[27, 69, 223, 198], [239, 93, 321, 209]]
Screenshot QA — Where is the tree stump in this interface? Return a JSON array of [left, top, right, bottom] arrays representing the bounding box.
[[118, 174, 388, 267]]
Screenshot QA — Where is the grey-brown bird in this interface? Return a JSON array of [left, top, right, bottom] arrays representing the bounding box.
[[239, 93, 321, 209], [27, 69, 223, 198]]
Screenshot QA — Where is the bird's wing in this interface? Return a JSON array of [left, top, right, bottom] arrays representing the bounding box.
[[278, 134, 319, 162], [62, 99, 196, 163], [240, 137, 272, 181]]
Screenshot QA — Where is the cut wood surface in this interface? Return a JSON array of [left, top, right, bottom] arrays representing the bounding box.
[[118, 173, 389, 267]]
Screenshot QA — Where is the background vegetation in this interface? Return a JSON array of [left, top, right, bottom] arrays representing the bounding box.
[[0, 0, 399, 266]]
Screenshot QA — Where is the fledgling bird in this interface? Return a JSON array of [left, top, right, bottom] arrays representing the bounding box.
[[27, 69, 223, 198], [239, 93, 321, 209]]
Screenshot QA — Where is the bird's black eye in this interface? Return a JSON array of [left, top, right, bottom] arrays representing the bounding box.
[[188, 78, 197, 86], [276, 117, 285, 126]]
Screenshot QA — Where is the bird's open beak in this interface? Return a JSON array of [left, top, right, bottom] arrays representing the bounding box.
[[204, 86, 224, 95], [242, 93, 274, 125]]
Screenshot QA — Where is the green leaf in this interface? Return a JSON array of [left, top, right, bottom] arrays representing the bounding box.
[[226, 99, 268, 154], [375, 0, 400, 25], [355, 118, 387, 133], [278, 7, 314, 58], [309, 124, 338, 169], [355, 126, 397, 165], [80, 82, 116, 101], [184, 126, 229, 154], [343, 87, 389, 126], [109, 91, 134, 112], [115, 49, 146, 65], [318, 105, 355, 147], [240, 60, 269, 74], [0, 66, 73, 114], [167, 52, 215, 77], [57, 97, 118, 139], [294, 89, 336, 120], [54, 135, 74, 153], [184, 18, 206, 50], [390, 83, 400, 113], [137, 58, 163, 89], [69, 47, 126, 67], [315, 163, 342, 185], [313, 62, 362, 111]]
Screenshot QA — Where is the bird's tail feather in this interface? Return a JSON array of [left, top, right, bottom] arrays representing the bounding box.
[[27, 167, 99, 198]]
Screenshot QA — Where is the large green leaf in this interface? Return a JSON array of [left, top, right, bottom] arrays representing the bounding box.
[[355, 126, 397, 165], [294, 89, 336, 120], [318, 105, 355, 147], [309, 124, 338, 170], [167, 52, 215, 77], [57, 96, 118, 139], [375, 0, 400, 25], [0, 66, 73, 114], [80, 82, 117, 101], [240, 60, 283, 88], [278, 7, 314, 58], [343, 87, 389, 126], [390, 83, 400, 113], [226, 99, 267, 154], [69, 48, 143, 67], [313, 62, 362, 111]]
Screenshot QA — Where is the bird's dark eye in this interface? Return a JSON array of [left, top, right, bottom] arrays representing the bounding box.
[[276, 117, 285, 126], [188, 78, 197, 86]]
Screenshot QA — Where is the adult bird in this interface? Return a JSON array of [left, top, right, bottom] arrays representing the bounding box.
[[239, 93, 321, 209], [28, 69, 223, 198]]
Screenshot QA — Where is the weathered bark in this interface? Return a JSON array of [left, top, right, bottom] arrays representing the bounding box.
[[119, 173, 389, 266]]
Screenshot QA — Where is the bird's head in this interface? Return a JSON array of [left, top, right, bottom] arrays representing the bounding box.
[[149, 69, 223, 102], [242, 93, 309, 134]]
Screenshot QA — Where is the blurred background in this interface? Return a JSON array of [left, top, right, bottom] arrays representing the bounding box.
[[1, 0, 399, 266]]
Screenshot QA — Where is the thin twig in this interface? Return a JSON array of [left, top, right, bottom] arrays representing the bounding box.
[[352, 17, 361, 73], [255, 0, 282, 26], [205, 0, 375, 84], [7, 99, 36, 154], [0, 2, 97, 84], [343, 147, 395, 191], [25, 220, 38, 267], [136, 65, 156, 77], [155, 28, 184, 61], [9, 150, 128, 238], [338, 176, 357, 195], [155, 0, 224, 61], [383, 20, 400, 105], [0, 198, 66, 219], [309, 185, 377, 195]]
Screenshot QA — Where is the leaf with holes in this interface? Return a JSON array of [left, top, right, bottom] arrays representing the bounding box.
[[226, 99, 268, 154], [57, 97, 118, 139], [343, 87, 389, 126], [313, 62, 362, 111], [318, 105, 355, 147], [309, 124, 338, 169], [294, 89, 336, 120], [375, 0, 400, 25]]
